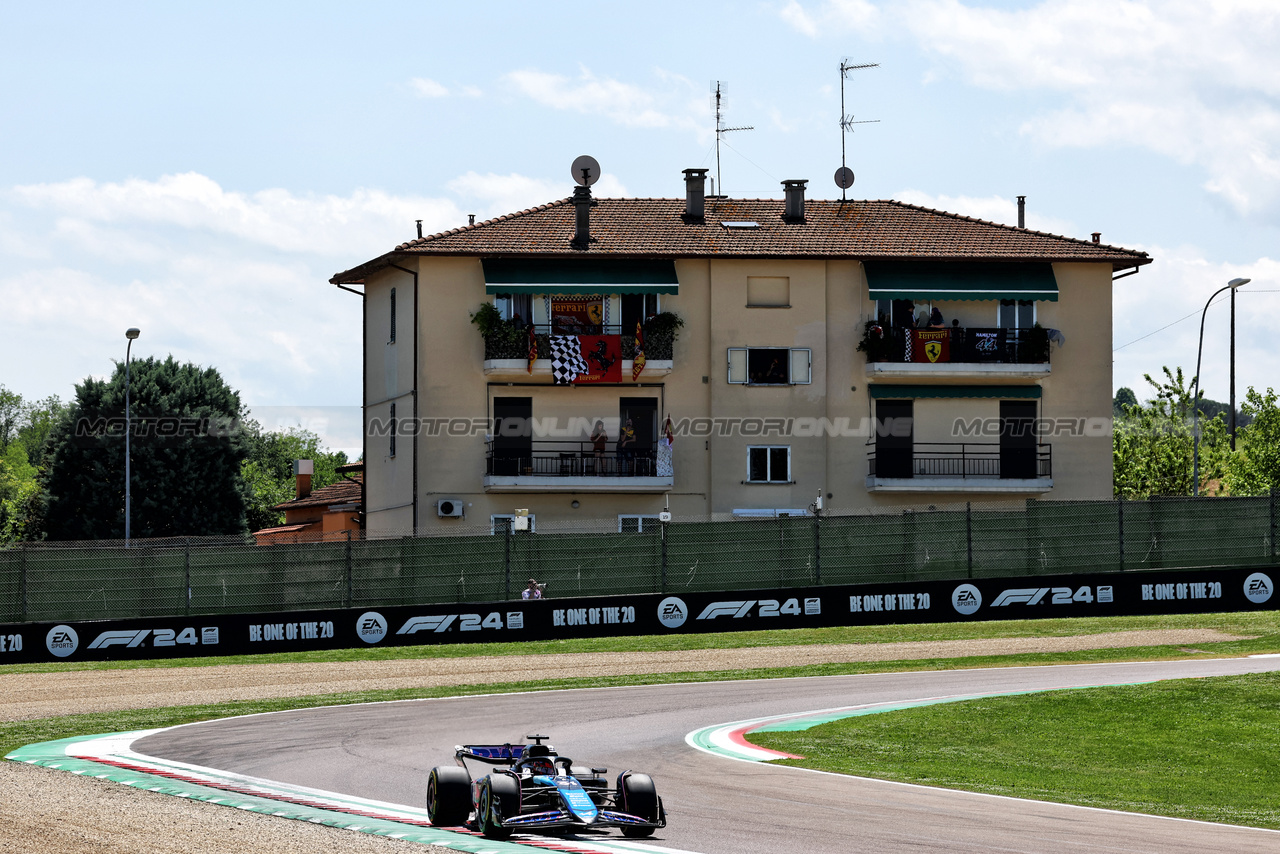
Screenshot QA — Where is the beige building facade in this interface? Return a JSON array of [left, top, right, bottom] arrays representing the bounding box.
[[332, 171, 1150, 537]]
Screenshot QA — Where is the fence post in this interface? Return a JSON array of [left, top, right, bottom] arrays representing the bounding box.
[[19, 543, 27, 622], [813, 507, 822, 585], [504, 521, 512, 601], [345, 530, 353, 608], [966, 501, 973, 578], [1118, 497, 1125, 572], [184, 539, 191, 616], [660, 517, 668, 593], [1267, 486, 1275, 559]]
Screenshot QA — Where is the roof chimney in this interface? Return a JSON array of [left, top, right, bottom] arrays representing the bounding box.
[[468, 214, 475, 226], [415, 219, 423, 239], [782, 179, 808, 223], [571, 184, 596, 249], [1092, 232, 1101, 244], [683, 168, 708, 220], [294, 459, 314, 499], [1017, 196, 1026, 229]]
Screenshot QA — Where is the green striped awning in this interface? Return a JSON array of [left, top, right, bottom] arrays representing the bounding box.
[[483, 259, 679, 295], [869, 385, 1042, 400], [865, 261, 1058, 302]]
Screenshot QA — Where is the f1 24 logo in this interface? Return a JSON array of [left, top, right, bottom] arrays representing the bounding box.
[[697, 599, 803, 620], [991, 586, 1096, 607]]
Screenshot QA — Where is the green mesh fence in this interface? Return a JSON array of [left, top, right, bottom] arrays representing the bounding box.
[[1, 494, 1277, 624]]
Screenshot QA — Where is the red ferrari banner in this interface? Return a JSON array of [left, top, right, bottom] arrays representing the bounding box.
[[912, 329, 951, 363], [575, 335, 622, 383], [551, 297, 604, 335]]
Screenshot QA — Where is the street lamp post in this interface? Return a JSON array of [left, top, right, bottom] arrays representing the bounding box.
[[1192, 279, 1248, 495], [124, 328, 140, 544]]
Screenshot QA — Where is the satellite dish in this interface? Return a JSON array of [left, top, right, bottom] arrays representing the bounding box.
[[571, 155, 601, 186], [834, 166, 855, 190]]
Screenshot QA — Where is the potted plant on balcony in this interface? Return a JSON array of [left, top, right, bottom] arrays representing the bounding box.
[[470, 303, 532, 360], [857, 320, 888, 362], [642, 312, 684, 361]]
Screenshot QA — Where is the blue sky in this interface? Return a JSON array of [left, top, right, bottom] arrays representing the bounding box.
[[3, 1, 1277, 457]]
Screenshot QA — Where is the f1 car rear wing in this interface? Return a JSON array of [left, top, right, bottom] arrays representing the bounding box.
[[455, 744, 528, 765]]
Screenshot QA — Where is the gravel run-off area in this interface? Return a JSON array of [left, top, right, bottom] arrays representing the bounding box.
[[0, 629, 1244, 853]]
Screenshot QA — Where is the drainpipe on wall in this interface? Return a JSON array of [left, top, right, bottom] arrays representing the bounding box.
[[389, 263, 420, 536]]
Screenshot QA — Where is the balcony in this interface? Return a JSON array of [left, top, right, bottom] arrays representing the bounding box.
[[863, 326, 1052, 379], [483, 440, 674, 493], [866, 442, 1054, 493], [482, 323, 675, 379]]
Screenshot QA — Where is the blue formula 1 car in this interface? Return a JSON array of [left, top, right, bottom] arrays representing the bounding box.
[[426, 734, 666, 839]]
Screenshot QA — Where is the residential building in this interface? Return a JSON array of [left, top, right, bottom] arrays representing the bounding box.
[[330, 170, 1150, 536]]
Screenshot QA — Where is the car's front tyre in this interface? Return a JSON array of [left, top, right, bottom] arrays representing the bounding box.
[[479, 774, 520, 839], [618, 772, 659, 838]]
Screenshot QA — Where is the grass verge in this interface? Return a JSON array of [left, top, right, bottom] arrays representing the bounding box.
[[752, 672, 1280, 829]]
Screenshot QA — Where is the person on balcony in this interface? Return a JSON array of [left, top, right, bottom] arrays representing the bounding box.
[[591, 420, 608, 475], [618, 417, 636, 474], [928, 308, 946, 328]]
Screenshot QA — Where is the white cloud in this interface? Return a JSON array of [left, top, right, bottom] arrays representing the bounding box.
[[894, 189, 1078, 236], [778, 0, 885, 36], [10, 173, 463, 258], [788, 0, 1280, 219], [410, 77, 450, 98], [505, 66, 704, 133]]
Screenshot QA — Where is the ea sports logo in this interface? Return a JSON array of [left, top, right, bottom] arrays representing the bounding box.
[[356, 611, 388, 644], [1243, 572, 1273, 605], [46, 624, 79, 658], [657, 597, 688, 629], [952, 584, 982, 616]]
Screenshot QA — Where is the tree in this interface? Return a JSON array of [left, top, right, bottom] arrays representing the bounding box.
[[241, 425, 349, 531], [39, 356, 250, 540], [1113, 386, 1137, 418], [1113, 367, 1229, 498], [0, 386, 66, 542], [1224, 388, 1280, 495]]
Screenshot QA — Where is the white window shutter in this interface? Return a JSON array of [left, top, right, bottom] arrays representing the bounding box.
[[790, 349, 812, 384], [728, 348, 747, 383]]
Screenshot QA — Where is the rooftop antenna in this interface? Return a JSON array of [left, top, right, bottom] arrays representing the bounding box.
[[836, 60, 880, 201], [712, 81, 752, 198]]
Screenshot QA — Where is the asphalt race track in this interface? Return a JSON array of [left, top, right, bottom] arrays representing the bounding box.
[[136, 658, 1280, 854]]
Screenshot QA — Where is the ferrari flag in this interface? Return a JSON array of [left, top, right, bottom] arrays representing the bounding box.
[[632, 320, 646, 381]]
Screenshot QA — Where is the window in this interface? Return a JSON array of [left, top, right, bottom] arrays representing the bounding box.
[[389, 287, 397, 343], [727, 348, 812, 384], [494, 293, 533, 324], [747, 276, 790, 307], [747, 446, 790, 483], [491, 514, 536, 534], [388, 402, 396, 458], [999, 299, 1035, 329], [618, 514, 662, 533], [621, 294, 659, 334]]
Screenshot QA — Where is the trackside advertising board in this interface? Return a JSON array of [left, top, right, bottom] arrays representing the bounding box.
[[0, 567, 1274, 664]]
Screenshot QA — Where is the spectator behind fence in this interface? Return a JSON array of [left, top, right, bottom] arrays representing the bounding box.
[[522, 578, 544, 599]]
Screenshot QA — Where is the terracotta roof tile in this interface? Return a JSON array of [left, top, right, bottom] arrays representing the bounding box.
[[331, 197, 1150, 284], [273, 475, 362, 511]]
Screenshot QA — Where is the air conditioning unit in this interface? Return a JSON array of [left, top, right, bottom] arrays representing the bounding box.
[[437, 499, 464, 518]]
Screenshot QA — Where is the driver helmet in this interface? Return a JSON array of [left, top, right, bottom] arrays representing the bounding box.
[[525, 758, 555, 775]]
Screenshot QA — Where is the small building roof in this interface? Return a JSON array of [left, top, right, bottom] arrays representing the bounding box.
[[331, 196, 1150, 284], [273, 474, 363, 511]]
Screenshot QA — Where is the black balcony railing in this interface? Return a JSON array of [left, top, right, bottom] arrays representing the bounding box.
[[486, 440, 662, 477], [483, 324, 675, 361], [861, 326, 1050, 365], [868, 442, 1053, 479]]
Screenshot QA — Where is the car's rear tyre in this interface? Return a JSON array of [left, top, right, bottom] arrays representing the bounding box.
[[427, 766, 471, 827], [479, 774, 520, 839], [618, 772, 658, 837]]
